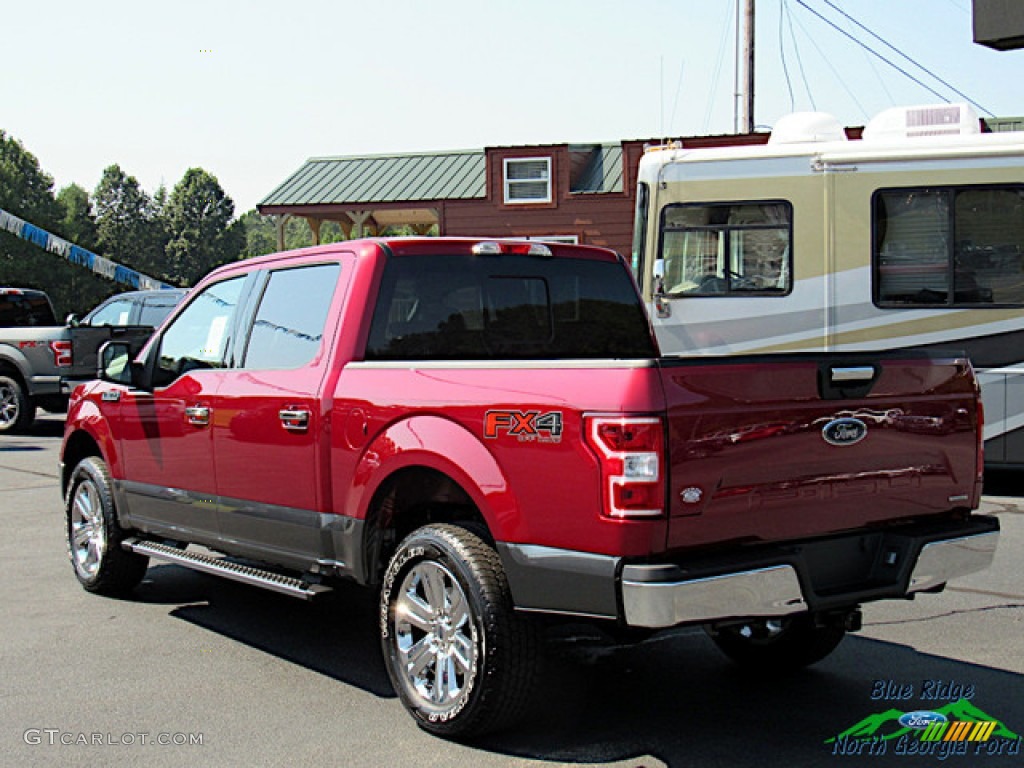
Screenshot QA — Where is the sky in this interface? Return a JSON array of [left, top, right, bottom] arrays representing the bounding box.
[[3, 0, 1023, 216]]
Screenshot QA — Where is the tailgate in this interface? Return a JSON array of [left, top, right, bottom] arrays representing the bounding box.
[[67, 325, 156, 379], [660, 351, 981, 552]]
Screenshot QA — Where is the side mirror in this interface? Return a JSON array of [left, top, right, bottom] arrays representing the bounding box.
[[98, 341, 137, 386], [66, 313, 81, 328], [652, 259, 670, 318]]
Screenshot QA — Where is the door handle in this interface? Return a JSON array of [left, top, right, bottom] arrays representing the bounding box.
[[184, 405, 211, 426], [830, 366, 876, 383], [279, 409, 311, 432]]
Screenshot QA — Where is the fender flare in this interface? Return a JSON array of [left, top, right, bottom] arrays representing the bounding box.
[[348, 414, 517, 539], [60, 395, 119, 495], [0, 345, 32, 388]]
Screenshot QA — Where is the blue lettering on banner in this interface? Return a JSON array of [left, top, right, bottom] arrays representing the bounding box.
[[0, 205, 174, 290], [68, 245, 95, 269]]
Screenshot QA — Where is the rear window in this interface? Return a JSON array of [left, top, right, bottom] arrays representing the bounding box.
[[365, 254, 656, 360], [0, 291, 56, 326]]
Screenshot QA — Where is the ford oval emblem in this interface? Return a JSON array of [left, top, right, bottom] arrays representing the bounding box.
[[822, 417, 868, 446], [898, 711, 948, 730]]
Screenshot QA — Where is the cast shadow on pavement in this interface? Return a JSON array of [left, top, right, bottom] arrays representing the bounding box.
[[136, 562, 1024, 767]]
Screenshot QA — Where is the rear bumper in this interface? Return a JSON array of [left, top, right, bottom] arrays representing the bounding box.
[[499, 515, 1000, 629], [621, 516, 999, 628]]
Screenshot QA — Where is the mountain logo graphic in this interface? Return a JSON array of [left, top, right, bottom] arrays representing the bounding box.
[[826, 699, 1020, 744]]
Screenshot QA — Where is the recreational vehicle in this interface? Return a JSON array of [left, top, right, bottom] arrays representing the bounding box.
[[632, 104, 1024, 466]]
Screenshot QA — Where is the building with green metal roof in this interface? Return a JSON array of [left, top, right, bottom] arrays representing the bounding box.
[[257, 136, 771, 256]]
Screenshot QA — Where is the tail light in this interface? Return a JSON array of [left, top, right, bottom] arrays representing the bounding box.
[[50, 340, 73, 368], [585, 415, 665, 518]]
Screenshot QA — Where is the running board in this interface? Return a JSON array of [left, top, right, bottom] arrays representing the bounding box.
[[124, 539, 332, 601]]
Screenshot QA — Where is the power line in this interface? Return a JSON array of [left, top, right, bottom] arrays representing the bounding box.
[[782, 0, 817, 111], [793, 0, 994, 116], [704, 4, 735, 134], [779, 0, 796, 111], [816, 0, 993, 115], [788, 5, 870, 120]]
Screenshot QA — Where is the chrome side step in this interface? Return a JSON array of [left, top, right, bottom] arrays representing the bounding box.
[[124, 539, 332, 601]]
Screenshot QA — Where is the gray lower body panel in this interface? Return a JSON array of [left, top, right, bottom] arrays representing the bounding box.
[[497, 543, 620, 619], [115, 480, 365, 580]]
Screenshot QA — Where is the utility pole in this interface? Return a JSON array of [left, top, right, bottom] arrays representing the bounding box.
[[735, 0, 755, 134]]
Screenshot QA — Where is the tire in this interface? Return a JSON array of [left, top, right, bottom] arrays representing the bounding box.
[[65, 456, 149, 596], [0, 375, 35, 433], [380, 523, 540, 738], [706, 615, 845, 671]]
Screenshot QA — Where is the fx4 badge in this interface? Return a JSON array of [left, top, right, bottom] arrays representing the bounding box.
[[484, 410, 564, 443], [822, 417, 868, 446]]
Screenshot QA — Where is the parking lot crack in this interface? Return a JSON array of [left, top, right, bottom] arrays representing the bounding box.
[[865, 603, 1024, 627]]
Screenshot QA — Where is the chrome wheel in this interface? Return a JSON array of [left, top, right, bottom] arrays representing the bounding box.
[[381, 524, 539, 736], [69, 477, 106, 580], [393, 560, 478, 715], [65, 457, 148, 595], [0, 380, 19, 428]]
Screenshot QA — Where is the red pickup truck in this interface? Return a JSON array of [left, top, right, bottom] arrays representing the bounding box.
[[60, 237, 999, 737]]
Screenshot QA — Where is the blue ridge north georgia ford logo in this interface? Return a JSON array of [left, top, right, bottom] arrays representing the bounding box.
[[822, 417, 868, 446]]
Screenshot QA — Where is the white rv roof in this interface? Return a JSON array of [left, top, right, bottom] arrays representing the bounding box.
[[639, 103, 1024, 182]]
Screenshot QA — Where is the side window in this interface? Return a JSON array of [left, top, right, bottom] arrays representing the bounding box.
[[87, 299, 134, 326], [242, 263, 341, 370], [874, 185, 1024, 307], [138, 296, 180, 327], [153, 277, 246, 387], [658, 202, 792, 296]]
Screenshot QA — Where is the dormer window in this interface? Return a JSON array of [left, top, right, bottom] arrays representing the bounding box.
[[503, 158, 552, 204]]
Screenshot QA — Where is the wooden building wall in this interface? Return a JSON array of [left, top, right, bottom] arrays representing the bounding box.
[[441, 143, 646, 257]]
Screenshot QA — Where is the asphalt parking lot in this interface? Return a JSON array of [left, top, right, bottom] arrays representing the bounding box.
[[2, 414, 1022, 767]]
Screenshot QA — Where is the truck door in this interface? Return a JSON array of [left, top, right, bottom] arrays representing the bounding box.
[[116, 276, 248, 540], [211, 261, 348, 568]]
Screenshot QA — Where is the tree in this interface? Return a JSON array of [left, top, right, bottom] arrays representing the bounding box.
[[94, 164, 162, 278], [0, 130, 62, 229], [56, 183, 99, 251], [163, 168, 245, 285], [0, 131, 111, 317], [239, 209, 277, 258]]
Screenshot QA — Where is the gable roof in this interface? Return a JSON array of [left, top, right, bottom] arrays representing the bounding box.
[[260, 149, 486, 207]]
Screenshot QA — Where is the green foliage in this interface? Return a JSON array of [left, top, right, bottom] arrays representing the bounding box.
[[0, 129, 251, 312], [0, 131, 111, 318], [94, 164, 164, 279], [56, 184, 99, 251], [237, 212, 435, 260], [163, 168, 245, 285], [239, 210, 278, 257], [0, 130, 62, 228]]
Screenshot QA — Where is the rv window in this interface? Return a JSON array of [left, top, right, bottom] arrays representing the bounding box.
[[658, 202, 792, 297], [874, 185, 1024, 307]]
